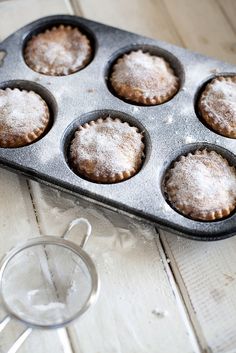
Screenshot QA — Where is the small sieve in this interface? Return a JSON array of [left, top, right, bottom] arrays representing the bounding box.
[[0, 218, 100, 353]]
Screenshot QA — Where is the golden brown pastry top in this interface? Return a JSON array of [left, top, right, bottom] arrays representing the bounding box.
[[70, 117, 145, 183], [110, 50, 179, 105], [0, 88, 49, 147], [164, 149, 236, 220], [24, 25, 92, 76], [199, 76, 236, 137]]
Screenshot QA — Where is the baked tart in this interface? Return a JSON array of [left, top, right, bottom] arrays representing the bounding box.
[[69, 117, 145, 183], [164, 149, 236, 221], [0, 88, 50, 148], [110, 50, 179, 105], [198, 75, 236, 138], [24, 25, 92, 76]]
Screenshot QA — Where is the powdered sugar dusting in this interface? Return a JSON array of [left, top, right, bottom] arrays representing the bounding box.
[[200, 77, 236, 131], [164, 115, 173, 124], [70, 117, 144, 180], [0, 88, 49, 143], [165, 150, 236, 214], [183, 136, 196, 143], [111, 50, 179, 98], [24, 25, 91, 76]]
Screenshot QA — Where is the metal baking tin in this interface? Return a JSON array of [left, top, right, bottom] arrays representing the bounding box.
[[0, 15, 235, 241]]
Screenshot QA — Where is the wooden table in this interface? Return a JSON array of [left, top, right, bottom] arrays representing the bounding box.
[[0, 1, 235, 352]]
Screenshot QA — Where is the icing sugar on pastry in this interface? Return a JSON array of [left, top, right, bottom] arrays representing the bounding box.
[[69, 117, 145, 183], [24, 25, 92, 76], [110, 50, 179, 105], [0, 88, 50, 147], [164, 149, 236, 221], [198, 76, 236, 138]]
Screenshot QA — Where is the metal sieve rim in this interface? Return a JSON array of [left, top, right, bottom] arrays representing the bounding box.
[[0, 236, 100, 329]]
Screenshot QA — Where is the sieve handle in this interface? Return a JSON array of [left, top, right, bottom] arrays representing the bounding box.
[[0, 315, 32, 353], [61, 218, 92, 249]]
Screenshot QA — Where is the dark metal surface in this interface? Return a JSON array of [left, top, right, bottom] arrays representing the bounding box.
[[0, 15, 236, 240]]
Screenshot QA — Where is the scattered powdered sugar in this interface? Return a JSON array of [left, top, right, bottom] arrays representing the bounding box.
[[187, 62, 211, 87], [158, 203, 171, 212], [132, 106, 140, 114], [33, 302, 66, 311], [0, 88, 49, 139], [183, 135, 196, 143], [165, 150, 236, 213], [111, 50, 178, 98], [70, 117, 144, 177], [201, 77, 236, 130], [210, 68, 220, 74], [164, 115, 173, 124]]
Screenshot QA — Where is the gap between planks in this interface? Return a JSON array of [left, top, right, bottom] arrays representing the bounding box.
[[26, 181, 75, 353], [26, 0, 205, 351], [158, 233, 209, 353]]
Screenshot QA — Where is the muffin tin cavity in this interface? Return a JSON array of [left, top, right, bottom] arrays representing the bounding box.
[[105, 44, 184, 106], [0, 80, 56, 147], [62, 110, 150, 183], [22, 18, 96, 75], [162, 143, 236, 222], [0, 15, 236, 239], [195, 73, 236, 138]]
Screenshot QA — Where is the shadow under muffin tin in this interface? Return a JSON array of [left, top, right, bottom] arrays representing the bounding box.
[[0, 14, 236, 241]]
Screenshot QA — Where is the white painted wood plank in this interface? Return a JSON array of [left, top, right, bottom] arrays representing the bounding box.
[[217, 0, 236, 34], [162, 0, 236, 64], [151, 1, 236, 351], [29, 182, 199, 353], [0, 0, 73, 42], [0, 0, 73, 352], [0, 0, 234, 350], [75, 1, 236, 352], [160, 231, 236, 353], [77, 0, 182, 45], [0, 171, 70, 353]]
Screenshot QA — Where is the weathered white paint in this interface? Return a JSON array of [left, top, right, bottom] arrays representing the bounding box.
[[0, 1, 73, 352], [0, 0, 236, 352], [30, 182, 198, 353]]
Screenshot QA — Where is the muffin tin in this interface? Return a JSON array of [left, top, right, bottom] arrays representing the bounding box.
[[0, 14, 236, 241]]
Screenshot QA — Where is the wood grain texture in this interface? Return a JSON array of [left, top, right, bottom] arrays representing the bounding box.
[[0, 171, 67, 353], [162, 0, 236, 64], [0, 0, 236, 352], [78, 0, 183, 44], [160, 232, 236, 353], [0, 0, 73, 352], [29, 182, 198, 353], [74, 0, 236, 352], [0, 0, 73, 41], [217, 0, 236, 34]]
